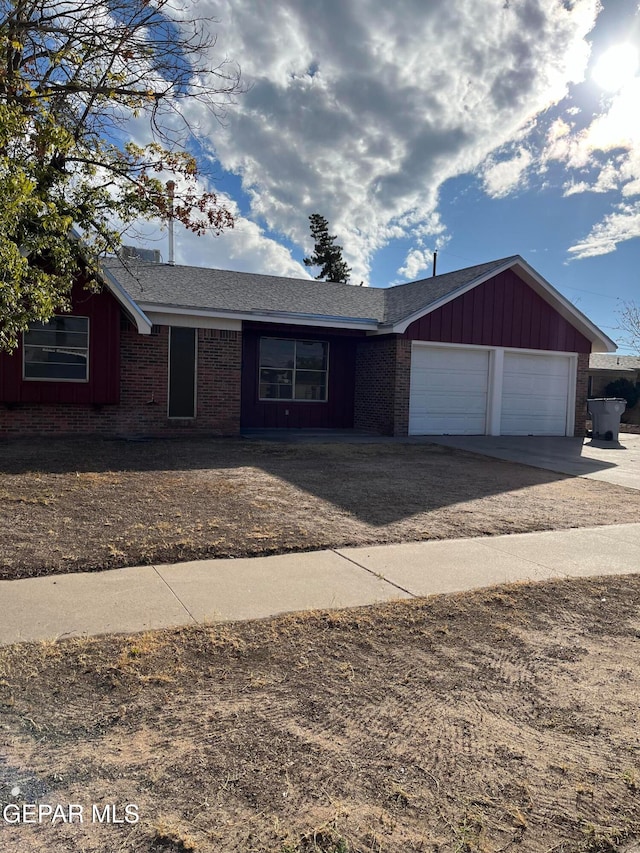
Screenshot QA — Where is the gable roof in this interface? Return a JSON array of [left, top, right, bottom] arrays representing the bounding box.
[[383, 257, 518, 325], [101, 254, 616, 352]]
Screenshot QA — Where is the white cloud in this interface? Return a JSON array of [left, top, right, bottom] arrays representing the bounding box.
[[541, 73, 640, 256], [125, 196, 310, 278], [593, 161, 619, 192], [482, 148, 533, 198], [397, 248, 434, 280], [563, 180, 591, 196], [567, 200, 640, 258], [622, 178, 640, 197], [561, 160, 619, 195], [167, 0, 599, 280], [104, 137, 309, 276]]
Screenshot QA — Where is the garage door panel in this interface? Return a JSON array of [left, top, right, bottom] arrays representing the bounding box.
[[410, 413, 488, 434], [410, 369, 487, 395], [409, 347, 489, 435], [501, 413, 568, 435], [501, 391, 568, 417], [502, 373, 568, 396], [410, 391, 488, 415]]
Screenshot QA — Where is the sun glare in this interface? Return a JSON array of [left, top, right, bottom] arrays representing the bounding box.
[[592, 43, 639, 91]]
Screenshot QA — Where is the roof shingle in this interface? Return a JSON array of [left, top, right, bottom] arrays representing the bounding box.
[[102, 255, 519, 327]]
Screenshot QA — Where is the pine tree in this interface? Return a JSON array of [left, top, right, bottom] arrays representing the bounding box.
[[303, 214, 351, 283]]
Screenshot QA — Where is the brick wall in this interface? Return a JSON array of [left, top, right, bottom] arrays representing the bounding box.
[[353, 336, 410, 436], [574, 351, 590, 436], [0, 324, 242, 437], [196, 328, 242, 435]]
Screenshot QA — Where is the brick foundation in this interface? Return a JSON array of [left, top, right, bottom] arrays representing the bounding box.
[[0, 325, 242, 437], [353, 336, 410, 436]]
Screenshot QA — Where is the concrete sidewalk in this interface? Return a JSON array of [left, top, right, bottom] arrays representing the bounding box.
[[2, 522, 640, 646]]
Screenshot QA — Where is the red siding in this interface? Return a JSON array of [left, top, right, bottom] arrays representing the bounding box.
[[240, 322, 361, 429], [0, 324, 242, 437], [404, 269, 591, 353], [0, 282, 121, 405]]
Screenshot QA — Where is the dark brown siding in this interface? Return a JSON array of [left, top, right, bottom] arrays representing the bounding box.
[[404, 269, 591, 354], [241, 322, 360, 429], [0, 282, 121, 405]]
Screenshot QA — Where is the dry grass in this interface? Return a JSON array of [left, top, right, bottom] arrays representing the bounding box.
[[2, 436, 640, 579], [1, 575, 640, 852]]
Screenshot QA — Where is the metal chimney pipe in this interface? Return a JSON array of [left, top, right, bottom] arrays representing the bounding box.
[[166, 180, 175, 265], [432, 250, 437, 277]]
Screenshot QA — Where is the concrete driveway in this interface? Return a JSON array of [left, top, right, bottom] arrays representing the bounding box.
[[426, 433, 640, 490]]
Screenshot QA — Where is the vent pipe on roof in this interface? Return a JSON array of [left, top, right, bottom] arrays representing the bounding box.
[[166, 180, 175, 266], [432, 250, 437, 277]]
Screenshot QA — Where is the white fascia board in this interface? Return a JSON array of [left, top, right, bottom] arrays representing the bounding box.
[[145, 310, 242, 331], [388, 256, 617, 353], [139, 303, 379, 332], [100, 265, 153, 334]]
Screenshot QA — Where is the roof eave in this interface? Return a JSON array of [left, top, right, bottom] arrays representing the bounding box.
[[508, 257, 616, 353], [139, 303, 380, 331], [99, 265, 153, 334]]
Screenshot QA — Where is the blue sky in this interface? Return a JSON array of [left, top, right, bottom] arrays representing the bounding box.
[[131, 0, 640, 352]]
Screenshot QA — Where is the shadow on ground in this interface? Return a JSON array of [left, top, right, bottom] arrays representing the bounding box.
[[0, 433, 626, 528]]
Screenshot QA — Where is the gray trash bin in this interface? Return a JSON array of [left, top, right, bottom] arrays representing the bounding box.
[[587, 397, 627, 441]]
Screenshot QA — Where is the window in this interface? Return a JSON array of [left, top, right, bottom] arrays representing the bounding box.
[[259, 338, 328, 401], [168, 327, 197, 418], [23, 316, 89, 382]]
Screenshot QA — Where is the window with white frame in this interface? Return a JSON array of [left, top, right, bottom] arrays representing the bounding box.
[[23, 316, 89, 381], [259, 337, 328, 401]]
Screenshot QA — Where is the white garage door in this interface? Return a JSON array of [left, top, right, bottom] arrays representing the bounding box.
[[500, 352, 571, 435], [409, 346, 489, 435]]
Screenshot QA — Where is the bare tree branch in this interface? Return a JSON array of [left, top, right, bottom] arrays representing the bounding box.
[[616, 301, 640, 354]]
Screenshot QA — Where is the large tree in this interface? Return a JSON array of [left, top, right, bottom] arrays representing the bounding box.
[[303, 213, 351, 283], [0, 0, 241, 350]]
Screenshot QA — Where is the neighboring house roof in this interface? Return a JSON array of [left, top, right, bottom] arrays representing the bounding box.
[[100, 253, 616, 352], [589, 354, 640, 371]]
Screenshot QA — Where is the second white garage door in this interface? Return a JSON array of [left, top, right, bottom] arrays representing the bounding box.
[[409, 346, 489, 435], [500, 351, 571, 435]]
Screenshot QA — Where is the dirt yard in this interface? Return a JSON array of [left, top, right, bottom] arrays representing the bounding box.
[[1, 574, 639, 852], [1, 436, 640, 580]]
